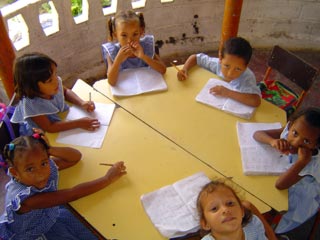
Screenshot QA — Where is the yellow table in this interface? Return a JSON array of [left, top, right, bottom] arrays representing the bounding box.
[[93, 67, 288, 211], [49, 80, 272, 239]]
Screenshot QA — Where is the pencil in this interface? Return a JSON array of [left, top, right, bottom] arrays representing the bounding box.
[[170, 62, 185, 75], [89, 92, 91, 102], [99, 163, 114, 166]]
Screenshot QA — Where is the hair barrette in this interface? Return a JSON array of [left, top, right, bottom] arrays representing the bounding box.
[[32, 133, 42, 139], [8, 143, 15, 151]]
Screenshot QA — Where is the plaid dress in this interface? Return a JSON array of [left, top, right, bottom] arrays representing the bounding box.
[[201, 215, 267, 240], [101, 34, 155, 71], [0, 159, 97, 240], [11, 77, 69, 136]]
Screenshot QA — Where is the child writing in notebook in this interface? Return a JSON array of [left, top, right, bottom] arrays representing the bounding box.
[[101, 10, 166, 86], [197, 180, 276, 240], [253, 107, 320, 238], [0, 130, 126, 239], [177, 37, 261, 107], [11, 53, 100, 135]]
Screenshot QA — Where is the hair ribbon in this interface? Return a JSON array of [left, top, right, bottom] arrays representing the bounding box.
[[8, 143, 15, 151]]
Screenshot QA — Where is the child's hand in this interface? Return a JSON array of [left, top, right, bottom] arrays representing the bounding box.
[[104, 161, 127, 183], [78, 117, 100, 131], [117, 45, 133, 62], [209, 85, 230, 97], [129, 41, 144, 58], [177, 69, 188, 81], [270, 138, 290, 154], [82, 101, 95, 113]]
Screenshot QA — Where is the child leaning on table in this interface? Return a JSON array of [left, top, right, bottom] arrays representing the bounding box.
[[177, 37, 261, 107], [0, 130, 126, 240], [101, 10, 166, 86], [197, 180, 277, 240], [253, 107, 320, 238], [11, 53, 100, 136]]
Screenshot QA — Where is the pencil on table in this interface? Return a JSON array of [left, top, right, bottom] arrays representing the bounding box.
[[99, 163, 114, 166]]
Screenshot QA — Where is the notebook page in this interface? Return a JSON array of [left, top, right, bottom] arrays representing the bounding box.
[[141, 172, 210, 238], [110, 68, 167, 96], [56, 103, 115, 148], [195, 78, 229, 109], [110, 69, 140, 96], [237, 122, 290, 175]]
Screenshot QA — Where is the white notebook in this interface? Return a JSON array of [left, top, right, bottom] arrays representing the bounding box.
[[196, 78, 256, 119], [141, 172, 211, 238], [110, 67, 167, 96], [56, 103, 116, 148], [236, 122, 290, 175]]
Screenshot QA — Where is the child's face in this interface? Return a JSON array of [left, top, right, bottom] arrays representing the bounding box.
[[38, 64, 59, 99], [287, 116, 320, 153], [220, 54, 247, 82], [114, 20, 142, 47], [9, 146, 51, 189], [200, 186, 244, 238]]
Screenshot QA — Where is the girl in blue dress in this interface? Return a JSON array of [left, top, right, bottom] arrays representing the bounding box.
[[253, 107, 320, 238], [0, 130, 126, 239], [11, 53, 100, 135], [197, 180, 276, 240], [101, 10, 166, 86]]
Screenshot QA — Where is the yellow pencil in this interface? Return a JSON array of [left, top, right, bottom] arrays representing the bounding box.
[[170, 62, 186, 76], [99, 163, 114, 166]]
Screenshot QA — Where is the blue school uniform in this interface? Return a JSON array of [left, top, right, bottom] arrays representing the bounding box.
[[196, 54, 261, 96], [11, 77, 69, 136], [0, 159, 97, 240], [101, 35, 155, 71], [201, 215, 267, 240], [275, 123, 320, 234]]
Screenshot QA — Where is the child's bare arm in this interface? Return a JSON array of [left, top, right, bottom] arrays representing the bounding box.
[[242, 201, 277, 240], [32, 115, 100, 133], [139, 53, 166, 75], [49, 146, 81, 170], [177, 54, 197, 81], [18, 161, 126, 214], [253, 128, 290, 153], [275, 147, 312, 189], [64, 87, 95, 113], [107, 46, 132, 86]]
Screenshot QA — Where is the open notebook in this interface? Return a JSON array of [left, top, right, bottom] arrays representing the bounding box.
[[196, 78, 256, 119], [237, 122, 290, 175], [141, 172, 211, 238], [110, 67, 167, 96], [56, 103, 115, 148]]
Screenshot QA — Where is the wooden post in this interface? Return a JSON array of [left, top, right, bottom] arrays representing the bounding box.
[[0, 11, 15, 99], [219, 0, 243, 59]]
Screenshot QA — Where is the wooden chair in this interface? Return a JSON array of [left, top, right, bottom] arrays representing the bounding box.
[[258, 46, 318, 117]]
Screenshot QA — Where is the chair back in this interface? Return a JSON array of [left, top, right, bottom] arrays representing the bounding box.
[[267, 45, 318, 91]]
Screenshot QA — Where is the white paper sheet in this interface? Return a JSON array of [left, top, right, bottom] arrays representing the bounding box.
[[236, 122, 290, 175], [56, 103, 115, 148], [110, 67, 167, 96], [196, 78, 256, 119], [141, 172, 211, 238]]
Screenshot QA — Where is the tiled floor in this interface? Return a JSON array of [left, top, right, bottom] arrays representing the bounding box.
[[1, 48, 319, 238]]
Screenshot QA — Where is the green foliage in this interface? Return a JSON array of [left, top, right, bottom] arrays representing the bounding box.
[[71, 0, 82, 17]]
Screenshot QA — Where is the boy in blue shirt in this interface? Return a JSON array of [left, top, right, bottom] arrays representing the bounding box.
[[177, 37, 261, 107]]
